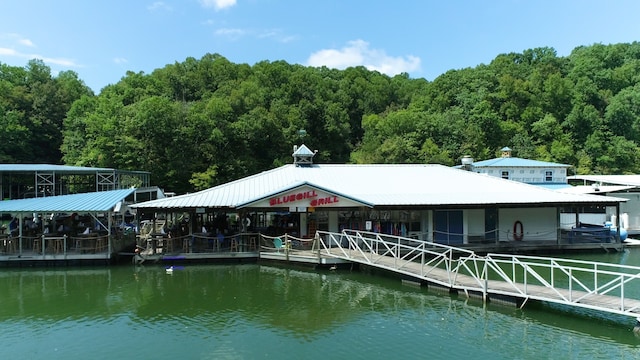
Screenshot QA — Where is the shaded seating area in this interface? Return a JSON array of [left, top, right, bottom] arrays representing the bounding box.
[[0, 233, 17, 254], [0, 189, 137, 262], [134, 231, 262, 255]]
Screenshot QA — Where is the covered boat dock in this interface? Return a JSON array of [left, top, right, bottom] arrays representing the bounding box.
[[0, 188, 137, 266]]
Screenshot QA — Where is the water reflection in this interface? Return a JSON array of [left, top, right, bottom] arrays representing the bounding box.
[[0, 268, 115, 320], [1, 263, 640, 359]]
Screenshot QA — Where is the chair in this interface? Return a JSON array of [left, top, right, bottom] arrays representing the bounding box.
[[248, 236, 257, 251], [164, 237, 174, 252], [95, 237, 107, 253], [53, 238, 65, 253], [3, 235, 16, 254], [273, 237, 283, 253], [73, 237, 83, 253], [229, 238, 238, 252], [33, 237, 42, 253]]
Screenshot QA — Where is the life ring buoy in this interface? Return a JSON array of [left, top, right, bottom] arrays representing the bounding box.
[[513, 220, 524, 241]]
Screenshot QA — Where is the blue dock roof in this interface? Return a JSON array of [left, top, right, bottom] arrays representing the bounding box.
[[0, 188, 136, 213]]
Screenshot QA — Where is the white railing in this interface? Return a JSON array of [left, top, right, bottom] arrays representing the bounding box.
[[478, 253, 640, 314], [315, 230, 640, 319], [317, 229, 478, 287]]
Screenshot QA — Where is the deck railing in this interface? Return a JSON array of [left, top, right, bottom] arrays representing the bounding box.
[[0, 233, 113, 258], [315, 229, 640, 319]]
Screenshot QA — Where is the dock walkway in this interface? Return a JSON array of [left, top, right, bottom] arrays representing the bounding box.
[[305, 230, 640, 321]]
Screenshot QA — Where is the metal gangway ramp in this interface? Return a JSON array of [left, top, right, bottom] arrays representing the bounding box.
[[315, 230, 640, 321]]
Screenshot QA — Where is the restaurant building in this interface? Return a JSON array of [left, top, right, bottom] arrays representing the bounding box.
[[131, 145, 627, 253]]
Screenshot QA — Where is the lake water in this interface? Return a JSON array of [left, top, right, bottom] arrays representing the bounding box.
[[2, 249, 640, 359]]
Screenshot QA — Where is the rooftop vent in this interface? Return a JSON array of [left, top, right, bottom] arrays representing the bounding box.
[[293, 144, 316, 166], [501, 147, 512, 158], [461, 155, 474, 171]]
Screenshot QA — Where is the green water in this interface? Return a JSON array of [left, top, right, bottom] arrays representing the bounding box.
[[2, 251, 640, 359]]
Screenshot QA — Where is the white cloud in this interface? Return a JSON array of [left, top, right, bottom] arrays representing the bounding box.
[[148, 2, 172, 11], [214, 27, 297, 44], [257, 29, 298, 44], [214, 27, 247, 40], [18, 38, 35, 47], [0, 47, 80, 68], [0, 47, 18, 56], [0, 33, 80, 69], [113, 57, 128, 64], [199, 0, 237, 11], [36, 55, 79, 67], [306, 40, 421, 76], [1, 33, 36, 48]]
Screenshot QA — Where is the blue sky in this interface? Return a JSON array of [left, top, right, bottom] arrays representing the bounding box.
[[1, 0, 640, 93]]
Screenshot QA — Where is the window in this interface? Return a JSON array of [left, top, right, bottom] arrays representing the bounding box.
[[545, 170, 553, 182], [501, 170, 509, 179]]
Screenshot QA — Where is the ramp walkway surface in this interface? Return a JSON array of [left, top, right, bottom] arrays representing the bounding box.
[[310, 230, 640, 321]]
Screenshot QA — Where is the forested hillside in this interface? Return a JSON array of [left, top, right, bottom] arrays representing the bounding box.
[[0, 60, 93, 164], [2, 43, 640, 194]]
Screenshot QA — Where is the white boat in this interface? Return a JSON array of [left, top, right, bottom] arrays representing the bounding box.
[[624, 238, 640, 246]]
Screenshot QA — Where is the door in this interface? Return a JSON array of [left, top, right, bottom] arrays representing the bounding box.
[[434, 210, 463, 245], [485, 207, 498, 242]]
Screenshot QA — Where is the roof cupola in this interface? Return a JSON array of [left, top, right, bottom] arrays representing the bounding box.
[[292, 144, 316, 166], [501, 147, 512, 158]]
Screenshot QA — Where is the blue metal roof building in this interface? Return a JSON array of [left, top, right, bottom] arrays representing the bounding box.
[[470, 157, 571, 168], [0, 188, 138, 266], [456, 147, 572, 189], [0, 188, 136, 213]]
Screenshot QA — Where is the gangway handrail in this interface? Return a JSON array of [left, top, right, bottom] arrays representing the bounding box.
[[482, 253, 640, 312], [315, 229, 640, 320], [317, 230, 481, 287]]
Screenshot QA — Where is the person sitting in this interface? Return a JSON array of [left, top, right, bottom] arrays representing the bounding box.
[[216, 231, 225, 251], [9, 217, 18, 236]]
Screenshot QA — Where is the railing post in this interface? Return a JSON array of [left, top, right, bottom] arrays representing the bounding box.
[[421, 245, 425, 277], [620, 276, 625, 311], [523, 264, 527, 294], [594, 263, 598, 295], [395, 237, 399, 268], [568, 268, 572, 302], [315, 234, 321, 262], [484, 260, 489, 302], [285, 234, 289, 262]]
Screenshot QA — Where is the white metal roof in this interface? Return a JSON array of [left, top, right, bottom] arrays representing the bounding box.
[[569, 175, 640, 187], [131, 164, 624, 210], [556, 185, 636, 195]]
